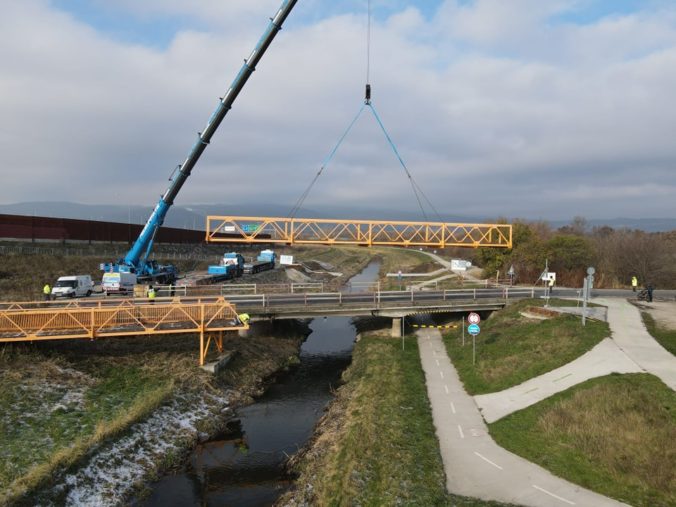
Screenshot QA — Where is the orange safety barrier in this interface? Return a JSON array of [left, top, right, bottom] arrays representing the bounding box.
[[0, 298, 247, 366], [206, 216, 512, 248]]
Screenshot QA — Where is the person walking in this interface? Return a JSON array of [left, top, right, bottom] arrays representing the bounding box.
[[631, 276, 638, 292], [147, 285, 156, 304], [548, 277, 555, 297], [646, 283, 654, 303], [43, 283, 51, 301]]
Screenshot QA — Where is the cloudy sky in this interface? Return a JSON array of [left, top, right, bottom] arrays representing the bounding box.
[[1, 0, 676, 221]]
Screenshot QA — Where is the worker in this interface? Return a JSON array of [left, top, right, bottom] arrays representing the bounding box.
[[237, 313, 250, 326], [147, 285, 156, 303], [631, 276, 638, 292], [43, 283, 51, 301]]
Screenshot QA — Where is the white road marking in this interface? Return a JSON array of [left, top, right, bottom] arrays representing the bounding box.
[[532, 485, 576, 505], [553, 373, 573, 383], [450, 401, 456, 414], [457, 425, 465, 439], [444, 384, 449, 394], [435, 359, 440, 366], [439, 371, 444, 379], [474, 451, 503, 470]]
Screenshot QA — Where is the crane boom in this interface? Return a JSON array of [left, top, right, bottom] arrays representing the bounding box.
[[110, 0, 298, 281]]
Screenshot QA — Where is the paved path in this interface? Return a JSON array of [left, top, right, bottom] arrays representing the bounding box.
[[474, 338, 642, 423], [418, 328, 629, 507], [595, 298, 676, 390]]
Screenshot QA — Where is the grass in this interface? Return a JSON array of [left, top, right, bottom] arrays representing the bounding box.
[[283, 336, 516, 506], [641, 311, 676, 356], [490, 374, 676, 507], [442, 299, 609, 394], [0, 348, 174, 505]]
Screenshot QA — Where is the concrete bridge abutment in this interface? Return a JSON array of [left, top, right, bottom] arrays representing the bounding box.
[[391, 318, 403, 338]]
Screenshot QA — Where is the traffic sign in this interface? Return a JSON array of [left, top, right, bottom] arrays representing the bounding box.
[[468, 323, 480, 335], [468, 312, 481, 325]]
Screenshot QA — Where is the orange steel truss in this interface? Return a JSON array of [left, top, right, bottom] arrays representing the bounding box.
[[0, 298, 246, 366], [206, 216, 512, 248]]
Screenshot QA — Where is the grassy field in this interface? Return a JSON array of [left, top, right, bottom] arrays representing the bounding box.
[[490, 374, 676, 507], [442, 299, 609, 394], [641, 312, 676, 356], [282, 336, 517, 507]]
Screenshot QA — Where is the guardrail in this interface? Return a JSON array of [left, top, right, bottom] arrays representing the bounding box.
[[219, 287, 539, 311]]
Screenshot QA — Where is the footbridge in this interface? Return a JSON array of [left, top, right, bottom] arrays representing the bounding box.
[[0, 298, 246, 366], [206, 216, 512, 248]]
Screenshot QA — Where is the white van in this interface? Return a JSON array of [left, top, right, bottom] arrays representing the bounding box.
[[102, 272, 137, 296], [51, 275, 94, 298]]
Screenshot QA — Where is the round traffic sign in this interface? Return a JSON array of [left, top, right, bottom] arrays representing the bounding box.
[[468, 323, 480, 335], [468, 312, 481, 325]]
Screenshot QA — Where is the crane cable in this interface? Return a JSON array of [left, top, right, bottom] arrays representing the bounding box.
[[288, 0, 442, 222], [288, 103, 366, 218]]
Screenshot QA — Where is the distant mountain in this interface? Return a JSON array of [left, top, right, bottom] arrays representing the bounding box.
[[0, 202, 674, 232]]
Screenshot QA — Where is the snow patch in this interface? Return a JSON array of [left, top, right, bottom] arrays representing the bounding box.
[[46, 391, 229, 507]]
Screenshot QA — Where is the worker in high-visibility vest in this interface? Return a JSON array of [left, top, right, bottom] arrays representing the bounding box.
[[631, 276, 638, 292], [238, 313, 250, 326], [147, 285, 156, 303], [43, 283, 51, 301]]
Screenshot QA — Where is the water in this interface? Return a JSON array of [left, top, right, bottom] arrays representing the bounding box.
[[144, 262, 380, 506]]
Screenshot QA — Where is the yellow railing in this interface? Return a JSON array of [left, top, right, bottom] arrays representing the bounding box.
[[0, 298, 246, 365], [206, 216, 512, 248]]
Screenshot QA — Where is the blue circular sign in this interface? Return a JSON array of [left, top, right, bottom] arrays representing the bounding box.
[[468, 323, 480, 335]]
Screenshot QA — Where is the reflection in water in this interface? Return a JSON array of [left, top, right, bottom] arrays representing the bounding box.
[[145, 262, 380, 507]]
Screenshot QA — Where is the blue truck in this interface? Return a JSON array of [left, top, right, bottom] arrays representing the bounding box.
[[243, 249, 276, 274], [207, 252, 245, 281]]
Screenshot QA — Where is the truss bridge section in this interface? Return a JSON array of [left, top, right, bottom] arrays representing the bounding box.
[[206, 216, 512, 248]]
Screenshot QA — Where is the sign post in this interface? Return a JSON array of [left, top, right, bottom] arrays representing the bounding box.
[[397, 270, 403, 291], [468, 323, 481, 365], [582, 267, 595, 327]]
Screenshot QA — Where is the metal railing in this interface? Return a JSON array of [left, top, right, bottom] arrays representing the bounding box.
[[152, 282, 325, 297]]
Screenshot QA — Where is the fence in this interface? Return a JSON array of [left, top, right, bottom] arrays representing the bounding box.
[[0, 213, 205, 244]]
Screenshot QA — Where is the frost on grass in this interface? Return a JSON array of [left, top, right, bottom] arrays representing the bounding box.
[[48, 390, 230, 507]]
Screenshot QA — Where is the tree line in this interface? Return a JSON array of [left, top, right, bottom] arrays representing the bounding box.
[[470, 217, 676, 289]]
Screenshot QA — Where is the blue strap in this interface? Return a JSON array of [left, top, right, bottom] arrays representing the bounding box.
[[288, 103, 366, 218]]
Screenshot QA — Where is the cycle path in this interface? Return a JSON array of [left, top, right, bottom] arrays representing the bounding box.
[[418, 328, 629, 507]]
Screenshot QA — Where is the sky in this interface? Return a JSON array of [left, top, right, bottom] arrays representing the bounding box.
[[1, 0, 676, 221]]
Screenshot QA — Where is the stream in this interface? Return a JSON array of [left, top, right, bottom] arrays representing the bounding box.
[[143, 261, 380, 506]]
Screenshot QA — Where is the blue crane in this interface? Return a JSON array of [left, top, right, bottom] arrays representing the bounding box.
[[102, 0, 298, 283]]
